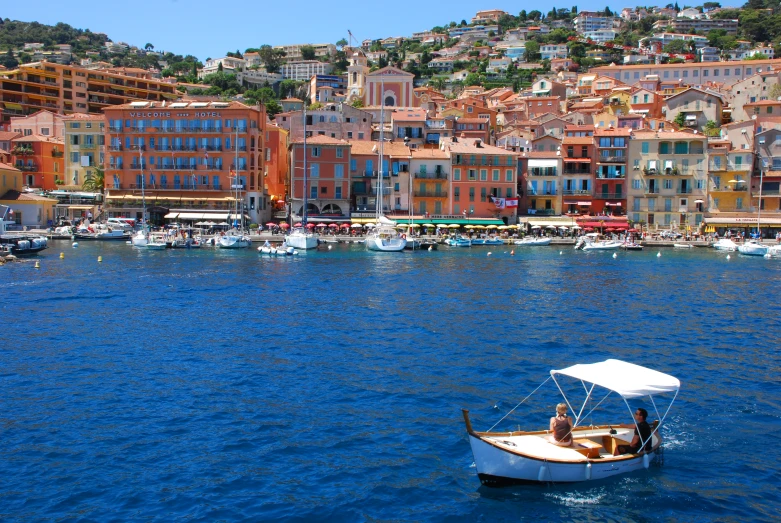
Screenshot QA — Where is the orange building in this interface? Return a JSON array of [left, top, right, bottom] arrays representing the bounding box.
[[0, 62, 181, 123], [289, 135, 352, 222], [10, 134, 65, 190], [444, 136, 518, 221], [102, 100, 266, 225], [264, 124, 289, 222]]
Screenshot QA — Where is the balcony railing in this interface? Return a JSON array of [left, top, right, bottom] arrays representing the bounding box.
[[562, 189, 591, 196], [528, 190, 559, 196], [51, 150, 64, 158], [109, 145, 123, 152], [128, 183, 224, 191], [677, 188, 693, 194], [414, 190, 448, 197], [644, 188, 660, 194], [594, 192, 624, 199], [596, 173, 625, 179], [16, 164, 38, 172], [563, 169, 591, 175], [414, 172, 448, 179], [599, 155, 627, 163]]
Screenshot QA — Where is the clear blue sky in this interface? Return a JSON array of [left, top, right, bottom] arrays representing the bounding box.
[[4, 1, 610, 61]]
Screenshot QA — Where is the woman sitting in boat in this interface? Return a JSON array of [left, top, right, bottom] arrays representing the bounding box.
[[548, 403, 573, 446]]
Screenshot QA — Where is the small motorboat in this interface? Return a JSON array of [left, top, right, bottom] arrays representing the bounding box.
[[444, 235, 471, 247], [471, 237, 504, 246], [464, 359, 679, 486], [620, 242, 643, 251], [0, 235, 48, 256], [712, 238, 738, 251], [737, 240, 768, 257], [673, 243, 694, 249], [258, 241, 274, 254], [582, 240, 622, 251], [514, 237, 551, 246], [131, 230, 148, 247]]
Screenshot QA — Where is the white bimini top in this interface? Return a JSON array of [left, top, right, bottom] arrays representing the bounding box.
[[551, 359, 680, 399]]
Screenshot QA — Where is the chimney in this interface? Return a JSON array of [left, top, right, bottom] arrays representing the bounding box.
[[475, 139, 482, 148]]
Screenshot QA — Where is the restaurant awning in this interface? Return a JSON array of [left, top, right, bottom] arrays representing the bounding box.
[[704, 216, 781, 226], [56, 205, 94, 210], [164, 212, 179, 219]]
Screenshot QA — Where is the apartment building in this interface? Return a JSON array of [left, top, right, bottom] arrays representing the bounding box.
[[594, 127, 630, 215], [63, 113, 105, 188], [289, 135, 351, 222], [706, 139, 752, 216], [280, 61, 333, 81], [590, 58, 781, 87], [10, 133, 65, 190], [0, 62, 180, 123], [263, 124, 289, 219], [561, 136, 595, 215], [574, 12, 621, 33], [273, 43, 336, 62], [524, 151, 562, 216], [540, 44, 568, 61], [445, 137, 517, 220], [652, 17, 738, 35], [102, 100, 266, 225], [8, 110, 64, 137], [409, 148, 450, 215], [627, 130, 707, 229], [471, 9, 507, 24], [199, 57, 248, 78], [663, 88, 723, 130], [275, 103, 373, 142]]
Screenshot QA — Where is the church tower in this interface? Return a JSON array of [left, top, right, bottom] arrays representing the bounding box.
[[346, 49, 369, 103]]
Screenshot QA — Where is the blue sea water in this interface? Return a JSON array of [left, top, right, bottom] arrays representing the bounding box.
[[1, 241, 780, 522]]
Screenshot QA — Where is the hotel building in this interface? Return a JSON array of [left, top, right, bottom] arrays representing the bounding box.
[[589, 58, 781, 87], [102, 100, 266, 225], [63, 113, 105, 188], [0, 62, 181, 123]]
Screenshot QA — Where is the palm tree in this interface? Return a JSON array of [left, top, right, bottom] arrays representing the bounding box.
[[82, 165, 105, 194]]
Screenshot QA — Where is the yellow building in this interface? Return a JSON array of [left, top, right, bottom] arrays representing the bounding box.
[[706, 140, 752, 214], [0, 161, 57, 227], [63, 113, 105, 188], [0, 161, 22, 193]]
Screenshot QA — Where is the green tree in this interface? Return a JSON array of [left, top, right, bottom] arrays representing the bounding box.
[[336, 38, 348, 49], [663, 40, 690, 54], [279, 79, 298, 98], [464, 72, 482, 86], [300, 45, 316, 60], [525, 40, 541, 61], [1, 49, 18, 68], [528, 10, 542, 20], [703, 2, 721, 10], [258, 44, 286, 73], [144, 43, 154, 51], [350, 98, 365, 108], [673, 112, 686, 127], [202, 71, 242, 92], [82, 165, 105, 194]]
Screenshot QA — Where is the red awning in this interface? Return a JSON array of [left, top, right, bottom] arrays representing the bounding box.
[[580, 221, 629, 228]]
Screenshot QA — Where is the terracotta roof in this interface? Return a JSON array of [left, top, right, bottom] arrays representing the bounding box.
[[0, 190, 57, 202], [280, 98, 303, 102], [631, 130, 705, 140], [0, 162, 20, 172], [348, 140, 410, 156], [521, 151, 561, 158], [744, 100, 781, 106], [562, 137, 594, 145], [291, 135, 349, 146], [11, 134, 63, 144], [444, 137, 517, 155], [392, 109, 427, 122], [0, 131, 21, 141], [456, 117, 489, 124], [62, 113, 103, 120], [594, 128, 633, 136], [411, 148, 449, 159]]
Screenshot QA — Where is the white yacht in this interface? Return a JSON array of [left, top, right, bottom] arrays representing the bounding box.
[[285, 227, 318, 250], [737, 240, 768, 256], [712, 238, 738, 251]]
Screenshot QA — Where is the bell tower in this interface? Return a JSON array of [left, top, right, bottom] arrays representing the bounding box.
[[347, 49, 369, 103]]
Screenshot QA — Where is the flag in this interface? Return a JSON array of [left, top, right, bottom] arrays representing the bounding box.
[[506, 198, 519, 208], [493, 198, 506, 209]]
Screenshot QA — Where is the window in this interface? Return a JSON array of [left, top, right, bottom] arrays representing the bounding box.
[[492, 169, 499, 181], [480, 187, 487, 202], [480, 169, 487, 181], [335, 186, 342, 199], [632, 179, 642, 189], [336, 148, 343, 158], [641, 142, 649, 154], [505, 169, 512, 182], [633, 199, 640, 211], [335, 165, 344, 178], [469, 187, 475, 202], [310, 185, 317, 199], [311, 147, 320, 157], [454, 187, 460, 201], [664, 179, 673, 189], [736, 197, 743, 210], [310, 163, 319, 177], [453, 168, 461, 181], [634, 159, 640, 169]]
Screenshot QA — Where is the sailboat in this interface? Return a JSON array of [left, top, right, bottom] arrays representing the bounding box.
[[738, 160, 768, 256], [366, 82, 406, 252], [131, 146, 149, 246], [285, 100, 318, 250], [219, 128, 252, 249]]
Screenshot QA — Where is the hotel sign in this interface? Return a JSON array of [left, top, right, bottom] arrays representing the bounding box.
[[128, 112, 223, 117]]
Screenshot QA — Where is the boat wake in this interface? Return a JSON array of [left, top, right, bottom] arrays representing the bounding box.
[[544, 491, 607, 505]]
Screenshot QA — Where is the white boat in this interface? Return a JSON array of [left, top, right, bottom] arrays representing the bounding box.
[[218, 233, 252, 249], [514, 237, 551, 246], [258, 241, 274, 254], [765, 245, 781, 258], [365, 93, 406, 253], [464, 359, 680, 486], [146, 233, 167, 250], [673, 243, 693, 249], [712, 238, 738, 251], [582, 240, 622, 251], [444, 235, 471, 247], [286, 227, 318, 250], [131, 230, 148, 247], [737, 239, 768, 256]]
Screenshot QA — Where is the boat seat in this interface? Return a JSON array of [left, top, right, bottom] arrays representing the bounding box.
[[572, 438, 602, 459]]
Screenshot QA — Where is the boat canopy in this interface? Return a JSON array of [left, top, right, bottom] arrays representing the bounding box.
[[551, 359, 679, 399]]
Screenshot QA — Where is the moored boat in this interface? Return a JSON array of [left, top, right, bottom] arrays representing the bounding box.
[[514, 237, 551, 246], [444, 235, 471, 247], [712, 238, 738, 251], [737, 240, 768, 256], [464, 359, 679, 486], [0, 235, 48, 256]]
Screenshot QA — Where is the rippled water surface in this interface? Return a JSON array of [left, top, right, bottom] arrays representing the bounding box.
[[1, 241, 780, 522]]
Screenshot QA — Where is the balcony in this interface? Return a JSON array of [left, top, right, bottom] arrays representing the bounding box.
[[644, 188, 660, 194], [677, 188, 693, 194], [16, 164, 38, 172], [81, 142, 97, 150], [414, 190, 448, 198], [562, 189, 591, 196], [594, 192, 624, 199], [109, 126, 122, 133], [128, 183, 224, 191], [229, 164, 247, 171], [596, 173, 625, 179], [109, 145, 123, 152], [51, 150, 64, 158], [599, 155, 627, 163], [643, 168, 660, 176], [414, 172, 448, 179], [528, 190, 559, 196], [203, 145, 223, 152], [155, 145, 172, 151], [528, 169, 558, 177], [563, 168, 591, 175]]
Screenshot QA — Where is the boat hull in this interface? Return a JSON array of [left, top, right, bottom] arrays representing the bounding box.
[[738, 243, 768, 256], [285, 233, 318, 250], [366, 237, 407, 251], [146, 242, 167, 250], [468, 434, 654, 485], [218, 235, 252, 249], [514, 238, 551, 246]]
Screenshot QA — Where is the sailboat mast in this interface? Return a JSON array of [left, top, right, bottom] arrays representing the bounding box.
[[235, 126, 240, 231], [378, 79, 384, 219], [303, 103, 308, 227], [757, 159, 764, 238], [139, 147, 145, 229]]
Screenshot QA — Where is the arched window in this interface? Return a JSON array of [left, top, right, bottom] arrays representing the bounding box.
[[352, 72, 357, 83], [384, 96, 395, 107]]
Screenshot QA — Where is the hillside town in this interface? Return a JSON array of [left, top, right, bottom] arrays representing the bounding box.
[[2, 5, 781, 235]]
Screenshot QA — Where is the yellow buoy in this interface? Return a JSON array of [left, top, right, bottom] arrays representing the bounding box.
[[34, 261, 40, 269], [60, 252, 64, 259], [98, 256, 103, 263]]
